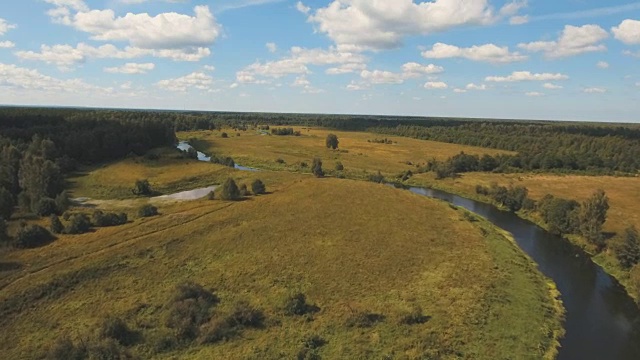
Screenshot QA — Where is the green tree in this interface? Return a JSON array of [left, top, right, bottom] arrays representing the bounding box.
[[132, 179, 153, 196], [312, 158, 324, 178], [18, 155, 64, 211], [220, 178, 241, 200], [49, 214, 64, 234], [579, 189, 610, 247], [0, 217, 9, 244], [65, 214, 91, 235], [251, 179, 266, 195], [616, 226, 640, 269], [325, 134, 339, 150], [0, 187, 14, 220]]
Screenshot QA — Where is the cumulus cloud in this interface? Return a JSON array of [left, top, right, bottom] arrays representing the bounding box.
[[0, 41, 15, 48], [0, 62, 111, 94], [296, 1, 310, 14], [485, 71, 569, 82], [325, 62, 366, 75], [266, 42, 277, 53], [543, 83, 563, 89], [466, 83, 487, 90], [509, 15, 529, 25], [236, 46, 366, 83], [0, 18, 16, 36], [16, 43, 210, 70], [597, 61, 609, 69], [104, 62, 155, 74], [424, 81, 448, 89], [421, 42, 527, 63], [356, 62, 444, 87], [526, 92, 544, 97], [157, 72, 213, 92], [401, 62, 444, 77], [583, 87, 606, 94], [305, 0, 524, 50], [612, 19, 640, 45], [360, 70, 404, 84], [518, 24, 608, 58]]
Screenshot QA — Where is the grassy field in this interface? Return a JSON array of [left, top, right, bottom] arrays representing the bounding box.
[[0, 172, 562, 359], [180, 127, 512, 179]]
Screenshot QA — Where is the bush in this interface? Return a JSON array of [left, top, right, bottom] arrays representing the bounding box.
[[99, 317, 137, 346], [0, 187, 14, 220], [335, 162, 344, 171], [399, 305, 430, 325], [138, 204, 159, 218], [50, 215, 64, 234], [615, 226, 640, 269], [297, 335, 326, 360], [312, 158, 324, 178], [345, 310, 384, 328], [276, 158, 285, 164], [198, 317, 237, 345], [326, 134, 339, 149], [167, 282, 219, 341], [227, 301, 265, 328], [251, 179, 266, 195], [65, 214, 92, 235], [221, 132, 228, 138], [55, 191, 71, 214], [15, 224, 55, 248], [368, 171, 385, 184], [132, 179, 153, 196], [300, 161, 309, 168], [46, 336, 86, 360], [0, 217, 9, 244], [239, 184, 251, 197], [36, 197, 58, 217], [92, 211, 128, 227], [210, 155, 235, 168], [220, 178, 241, 201], [207, 191, 215, 200], [284, 293, 319, 316]]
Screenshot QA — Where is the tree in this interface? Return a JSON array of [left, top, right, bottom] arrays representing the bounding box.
[[55, 191, 71, 213], [138, 204, 159, 218], [220, 178, 241, 201], [50, 215, 64, 234], [312, 158, 324, 178], [15, 224, 55, 248], [132, 179, 153, 196], [36, 197, 58, 217], [579, 189, 610, 247], [239, 184, 251, 197], [65, 214, 92, 234], [0, 187, 14, 220], [616, 226, 640, 269], [0, 217, 9, 244], [325, 134, 339, 150], [251, 179, 266, 195]]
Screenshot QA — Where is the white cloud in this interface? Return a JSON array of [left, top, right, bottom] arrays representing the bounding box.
[[361, 70, 404, 84], [0, 62, 111, 94], [543, 83, 563, 89], [612, 19, 640, 45], [424, 81, 448, 89], [15, 43, 210, 70], [486, 71, 569, 82], [422, 42, 527, 63], [0, 41, 15, 48], [401, 62, 444, 77], [292, 75, 310, 87], [104, 62, 155, 74], [526, 92, 544, 97], [157, 72, 213, 92], [296, 1, 310, 14], [583, 87, 606, 94], [326, 62, 366, 75], [636, 82, 640, 87], [509, 15, 529, 25], [229, 83, 239, 89], [0, 18, 16, 36], [237, 46, 366, 83], [266, 42, 277, 53], [120, 81, 132, 89], [466, 83, 487, 90], [518, 24, 608, 58], [596, 61, 609, 69], [623, 50, 640, 58], [453, 88, 467, 93], [500, 0, 527, 17], [203, 65, 215, 71], [346, 81, 367, 91], [306, 0, 520, 50]]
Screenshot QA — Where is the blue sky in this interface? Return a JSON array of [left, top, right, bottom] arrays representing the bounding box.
[[0, 0, 639, 122]]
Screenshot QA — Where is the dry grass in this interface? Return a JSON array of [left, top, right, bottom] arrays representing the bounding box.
[[0, 175, 561, 359], [180, 127, 512, 179]]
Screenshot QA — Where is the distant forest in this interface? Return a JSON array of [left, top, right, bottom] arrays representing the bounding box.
[[1, 107, 639, 175]]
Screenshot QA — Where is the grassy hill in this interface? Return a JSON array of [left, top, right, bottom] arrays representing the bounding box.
[[0, 173, 562, 359]]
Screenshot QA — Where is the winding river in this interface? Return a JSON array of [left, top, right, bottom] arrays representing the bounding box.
[[177, 141, 640, 358]]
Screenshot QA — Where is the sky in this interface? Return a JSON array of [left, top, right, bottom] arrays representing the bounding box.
[[0, 0, 639, 122]]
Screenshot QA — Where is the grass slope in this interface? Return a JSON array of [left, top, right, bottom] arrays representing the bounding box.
[[0, 176, 561, 359]]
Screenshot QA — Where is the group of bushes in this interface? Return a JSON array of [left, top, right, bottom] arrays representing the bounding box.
[[476, 183, 530, 212], [367, 138, 395, 144], [210, 179, 267, 201], [210, 155, 236, 168], [49, 210, 130, 236], [271, 128, 301, 136]]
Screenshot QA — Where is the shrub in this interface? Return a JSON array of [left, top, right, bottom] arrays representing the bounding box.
[[198, 317, 237, 345], [47, 336, 86, 360], [345, 310, 384, 328], [312, 158, 324, 178], [99, 317, 137, 346], [399, 305, 430, 325], [239, 184, 251, 197], [167, 282, 219, 341], [92, 211, 128, 227], [0, 217, 9, 244], [207, 191, 215, 200], [221, 132, 228, 138], [36, 197, 58, 217], [49, 215, 64, 234], [276, 158, 285, 164], [300, 161, 309, 168], [326, 134, 339, 149], [220, 178, 241, 201], [0, 187, 14, 220], [368, 171, 385, 184], [335, 162, 344, 171], [297, 335, 326, 360], [138, 204, 159, 218], [15, 224, 55, 248], [284, 293, 319, 316], [65, 214, 91, 235], [615, 226, 640, 269], [210, 155, 235, 168], [251, 179, 266, 195], [227, 301, 265, 328], [185, 147, 198, 160], [132, 179, 153, 196], [55, 191, 71, 214]]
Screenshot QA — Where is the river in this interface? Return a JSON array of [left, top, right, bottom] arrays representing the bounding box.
[[177, 141, 640, 358], [409, 187, 640, 359]]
